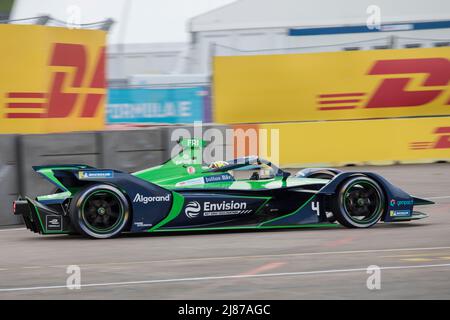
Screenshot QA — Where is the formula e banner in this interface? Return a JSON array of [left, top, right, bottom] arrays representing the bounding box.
[[107, 87, 209, 124], [0, 24, 106, 134], [214, 47, 450, 123]]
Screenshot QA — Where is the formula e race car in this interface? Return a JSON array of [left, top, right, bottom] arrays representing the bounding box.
[[13, 138, 433, 239]]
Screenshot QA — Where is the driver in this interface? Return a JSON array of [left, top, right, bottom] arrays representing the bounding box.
[[208, 160, 229, 169], [251, 167, 275, 180]]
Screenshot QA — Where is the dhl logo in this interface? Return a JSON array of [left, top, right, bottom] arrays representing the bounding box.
[[410, 127, 450, 150], [4, 43, 105, 119], [317, 58, 450, 110]]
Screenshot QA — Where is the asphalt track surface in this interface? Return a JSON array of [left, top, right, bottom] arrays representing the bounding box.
[[0, 163, 449, 299]]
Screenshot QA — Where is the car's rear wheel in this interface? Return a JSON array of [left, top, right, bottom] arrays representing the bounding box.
[[333, 176, 385, 228], [69, 184, 129, 239]]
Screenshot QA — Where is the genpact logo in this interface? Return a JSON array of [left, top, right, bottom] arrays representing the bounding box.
[[397, 199, 414, 206], [185, 201, 201, 218], [390, 199, 413, 207], [133, 193, 171, 204]]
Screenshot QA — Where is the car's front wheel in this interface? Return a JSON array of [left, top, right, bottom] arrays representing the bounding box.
[[333, 176, 385, 228], [69, 184, 130, 239]]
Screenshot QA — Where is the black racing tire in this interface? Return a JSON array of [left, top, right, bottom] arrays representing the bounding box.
[[69, 184, 130, 239], [333, 176, 385, 228]]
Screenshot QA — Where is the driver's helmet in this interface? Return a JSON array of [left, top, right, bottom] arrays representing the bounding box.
[[259, 167, 275, 179], [208, 160, 229, 169]]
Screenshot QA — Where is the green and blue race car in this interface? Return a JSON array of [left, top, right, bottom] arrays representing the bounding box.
[[13, 138, 433, 239]]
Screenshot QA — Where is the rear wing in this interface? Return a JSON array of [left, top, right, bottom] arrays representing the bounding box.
[[33, 164, 99, 193], [32, 164, 95, 171]]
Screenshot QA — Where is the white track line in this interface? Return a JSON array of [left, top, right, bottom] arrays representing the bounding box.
[[0, 228, 26, 232], [46, 246, 450, 268], [2, 246, 450, 272], [0, 263, 449, 293], [426, 196, 450, 200]]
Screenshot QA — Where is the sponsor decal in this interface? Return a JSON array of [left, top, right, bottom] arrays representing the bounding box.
[[175, 177, 205, 187], [46, 215, 63, 231], [203, 200, 252, 216], [133, 222, 153, 228], [133, 193, 171, 204], [390, 199, 414, 207], [186, 139, 200, 148], [317, 58, 450, 111], [107, 87, 206, 124], [174, 153, 196, 165], [4, 43, 105, 120], [410, 127, 450, 150], [390, 210, 411, 217], [398, 199, 414, 206], [78, 170, 114, 179], [187, 166, 196, 174], [185, 201, 201, 218], [185, 200, 253, 218], [204, 174, 234, 183]]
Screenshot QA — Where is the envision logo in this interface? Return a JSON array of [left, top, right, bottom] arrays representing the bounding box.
[[49, 218, 60, 225], [204, 200, 246, 211], [133, 193, 171, 204], [185, 200, 250, 218], [185, 201, 201, 218]]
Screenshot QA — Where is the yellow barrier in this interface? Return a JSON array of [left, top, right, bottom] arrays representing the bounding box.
[[0, 24, 106, 134], [214, 48, 450, 123], [253, 117, 450, 167]]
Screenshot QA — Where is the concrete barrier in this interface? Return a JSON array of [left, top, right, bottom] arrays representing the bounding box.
[[19, 132, 100, 198], [0, 135, 20, 225], [100, 128, 165, 172]]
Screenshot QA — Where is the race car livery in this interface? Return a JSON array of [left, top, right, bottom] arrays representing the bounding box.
[[13, 138, 433, 238]]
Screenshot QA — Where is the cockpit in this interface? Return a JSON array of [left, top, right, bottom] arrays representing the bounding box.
[[206, 156, 289, 181]]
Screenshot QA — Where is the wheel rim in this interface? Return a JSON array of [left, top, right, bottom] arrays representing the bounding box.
[[81, 190, 124, 233], [343, 181, 383, 224]]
